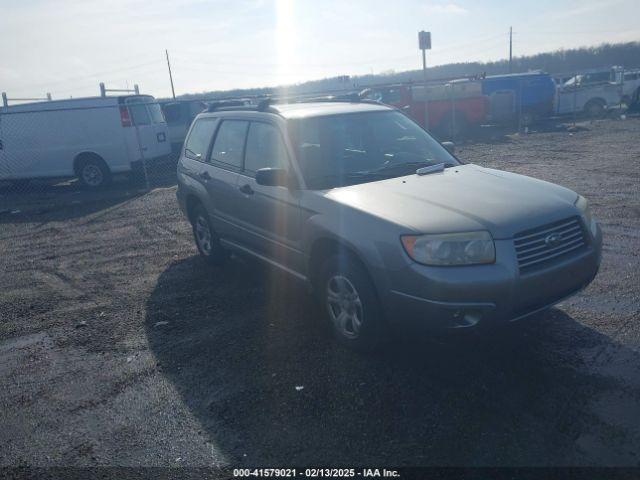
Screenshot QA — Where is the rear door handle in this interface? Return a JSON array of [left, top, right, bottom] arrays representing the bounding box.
[[199, 171, 211, 180], [239, 184, 254, 195]]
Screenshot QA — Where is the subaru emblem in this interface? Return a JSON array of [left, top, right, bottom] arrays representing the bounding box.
[[545, 232, 563, 247]]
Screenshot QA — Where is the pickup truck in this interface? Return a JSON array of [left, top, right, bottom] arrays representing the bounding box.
[[555, 67, 624, 117], [360, 82, 488, 139]]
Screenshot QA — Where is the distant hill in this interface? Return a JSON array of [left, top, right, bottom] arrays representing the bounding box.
[[175, 41, 640, 101]]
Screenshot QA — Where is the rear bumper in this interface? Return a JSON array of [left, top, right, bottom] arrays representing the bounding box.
[[383, 223, 602, 330]]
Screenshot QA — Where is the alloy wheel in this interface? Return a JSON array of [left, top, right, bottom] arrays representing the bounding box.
[[81, 164, 104, 187], [326, 275, 364, 339], [195, 215, 213, 255]]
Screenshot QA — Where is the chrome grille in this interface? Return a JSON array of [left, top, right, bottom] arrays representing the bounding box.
[[514, 216, 587, 271]]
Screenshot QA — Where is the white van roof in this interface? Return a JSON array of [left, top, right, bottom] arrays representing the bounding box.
[[3, 94, 157, 113]]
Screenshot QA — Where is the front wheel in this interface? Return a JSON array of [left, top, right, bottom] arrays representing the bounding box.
[[319, 253, 386, 351]]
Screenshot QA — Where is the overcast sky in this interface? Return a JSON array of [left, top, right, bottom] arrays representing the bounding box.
[[1, 0, 638, 100]]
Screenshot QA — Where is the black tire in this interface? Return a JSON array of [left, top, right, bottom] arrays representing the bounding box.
[[584, 99, 605, 119], [319, 253, 387, 352], [191, 204, 228, 266], [77, 155, 111, 188]]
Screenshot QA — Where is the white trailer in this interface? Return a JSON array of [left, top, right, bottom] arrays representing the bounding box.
[[0, 92, 171, 188]]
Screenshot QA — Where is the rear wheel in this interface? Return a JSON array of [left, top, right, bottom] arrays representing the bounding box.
[[584, 98, 605, 118], [319, 253, 386, 351], [77, 155, 111, 188], [191, 204, 228, 265]]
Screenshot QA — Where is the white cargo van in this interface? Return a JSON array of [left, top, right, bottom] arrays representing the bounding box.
[[0, 94, 171, 188]]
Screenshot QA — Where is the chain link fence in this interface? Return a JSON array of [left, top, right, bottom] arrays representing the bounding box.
[[0, 100, 185, 214], [1, 80, 635, 216]]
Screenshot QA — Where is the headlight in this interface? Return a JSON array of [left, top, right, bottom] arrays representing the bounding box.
[[401, 231, 495, 266], [575, 195, 598, 237]]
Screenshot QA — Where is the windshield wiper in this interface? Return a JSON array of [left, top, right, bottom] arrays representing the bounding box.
[[416, 163, 445, 175], [370, 161, 433, 174], [306, 171, 392, 188]]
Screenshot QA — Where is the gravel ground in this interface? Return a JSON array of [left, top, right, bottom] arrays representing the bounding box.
[[0, 116, 639, 467]]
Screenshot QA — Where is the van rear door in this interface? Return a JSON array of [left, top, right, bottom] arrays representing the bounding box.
[[124, 96, 171, 161]]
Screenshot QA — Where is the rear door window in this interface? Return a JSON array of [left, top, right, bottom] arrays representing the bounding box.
[[184, 118, 217, 161], [210, 120, 249, 169], [129, 104, 151, 125]]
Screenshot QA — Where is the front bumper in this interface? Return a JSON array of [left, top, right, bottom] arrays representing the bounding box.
[[383, 224, 602, 330]]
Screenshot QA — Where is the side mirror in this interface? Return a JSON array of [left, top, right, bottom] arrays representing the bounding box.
[[255, 168, 290, 187], [442, 141, 455, 154]]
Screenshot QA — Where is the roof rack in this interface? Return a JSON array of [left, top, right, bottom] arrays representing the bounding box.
[[296, 92, 362, 103], [99, 82, 139, 97], [2, 92, 52, 108], [203, 91, 381, 114], [207, 99, 249, 112]]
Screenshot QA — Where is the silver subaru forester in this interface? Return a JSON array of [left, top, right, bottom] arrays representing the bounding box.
[[176, 100, 602, 350]]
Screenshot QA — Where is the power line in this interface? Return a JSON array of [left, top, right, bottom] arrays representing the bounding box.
[[14, 60, 165, 90]]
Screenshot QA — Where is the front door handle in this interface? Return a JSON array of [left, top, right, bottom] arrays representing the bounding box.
[[239, 184, 254, 195], [199, 171, 211, 180]]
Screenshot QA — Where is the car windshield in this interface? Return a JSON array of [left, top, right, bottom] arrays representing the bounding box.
[[288, 110, 459, 189]]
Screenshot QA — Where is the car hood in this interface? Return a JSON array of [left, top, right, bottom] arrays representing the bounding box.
[[324, 164, 579, 239]]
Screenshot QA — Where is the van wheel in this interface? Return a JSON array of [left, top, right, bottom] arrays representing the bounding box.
[[77, 156, 111, 188], [191, 204, 228, 266], [319, 253, 386, 352]]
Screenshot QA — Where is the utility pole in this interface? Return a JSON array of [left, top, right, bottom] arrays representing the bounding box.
[[166, 49, 176, 99], [418, 31, 431, 131], [509, 27, 513, 73]]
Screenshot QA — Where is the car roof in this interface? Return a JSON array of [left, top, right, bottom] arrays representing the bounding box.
[[195, 101, 392, 122], [270, 101, 391, 119]]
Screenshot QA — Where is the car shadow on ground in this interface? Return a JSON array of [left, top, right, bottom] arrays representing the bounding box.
[[0, 171, 177, 224], [145, 255, 640, 466]]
